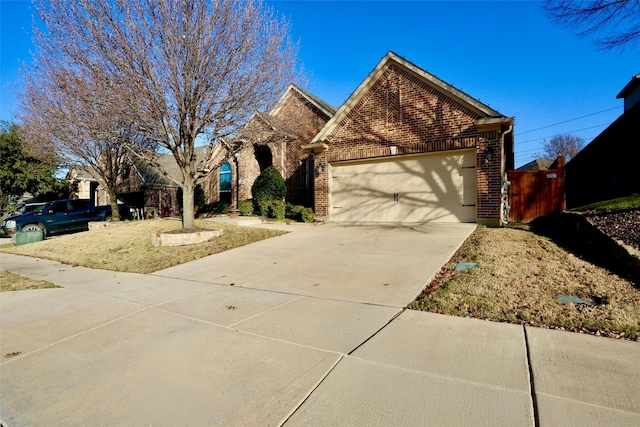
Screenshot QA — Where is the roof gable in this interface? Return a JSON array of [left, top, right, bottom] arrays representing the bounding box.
[[311, 51, 504, 144], [271, 84, 336, 120]]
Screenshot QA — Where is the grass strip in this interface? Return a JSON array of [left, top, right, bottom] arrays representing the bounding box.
[[0, 271, 60, 292], [409, 226, 640, 340]]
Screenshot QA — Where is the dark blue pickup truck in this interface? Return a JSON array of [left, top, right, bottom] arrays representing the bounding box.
[[2, 199, 109, 237]]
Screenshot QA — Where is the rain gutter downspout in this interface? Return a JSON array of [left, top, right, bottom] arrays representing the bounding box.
[[500, 123, 514, 225]]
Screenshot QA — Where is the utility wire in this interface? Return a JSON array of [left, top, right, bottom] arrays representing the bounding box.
[[515, 122, 610, 145], [516, 106, 621, 136]]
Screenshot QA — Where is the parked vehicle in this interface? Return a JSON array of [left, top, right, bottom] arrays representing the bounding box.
[[14, 202, 48, 216], [1, 199, 102, 237]]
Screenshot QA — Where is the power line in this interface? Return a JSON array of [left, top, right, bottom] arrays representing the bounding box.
[[517, 106, 621, 136], [515, 122, 610, 145], [514, 136, 598, 159]]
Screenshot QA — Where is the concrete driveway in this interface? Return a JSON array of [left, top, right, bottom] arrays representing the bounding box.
[[1, 222, 639, 426], [154, 222, 474, 306]]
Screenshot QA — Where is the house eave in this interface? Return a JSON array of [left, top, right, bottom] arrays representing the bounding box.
[[475, 117, 513, 129], [616, 74, 640, 99], [303, 142, 329, 153]]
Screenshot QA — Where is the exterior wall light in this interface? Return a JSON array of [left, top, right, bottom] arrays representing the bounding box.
[[316, 163, 324, 175], [486, 147, 494, 162]]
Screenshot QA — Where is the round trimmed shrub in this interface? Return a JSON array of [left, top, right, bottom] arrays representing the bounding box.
[[251, 166, 286, 209]]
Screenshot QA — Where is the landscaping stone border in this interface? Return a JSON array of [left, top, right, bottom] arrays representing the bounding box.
[[151, 229, 223, 247], [89, 221, 123, 230]]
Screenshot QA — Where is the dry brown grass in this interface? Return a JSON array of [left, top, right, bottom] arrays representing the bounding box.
[[409, 226, 640, 340], [0, 271, 60, 292], [0, 218, 286, 274]]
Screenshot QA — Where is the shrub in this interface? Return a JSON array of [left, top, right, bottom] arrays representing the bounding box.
[[269, 200, 286, 220], [286, 205, 314, 223], [258, 200, 271, 217], [288, 205, 304, 218], [251, 166, 286, 209], [198, 200, 229, 216], [285, 202, 295, 217], [300, 207, 314, 223], [238, 200, 253, 216]]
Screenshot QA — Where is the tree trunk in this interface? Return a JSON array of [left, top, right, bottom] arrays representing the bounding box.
[[182, 181, 195, 229], [108, 187, 120, 221]]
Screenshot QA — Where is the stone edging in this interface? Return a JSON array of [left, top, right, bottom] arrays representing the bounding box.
[[151, 229, 223, 247]]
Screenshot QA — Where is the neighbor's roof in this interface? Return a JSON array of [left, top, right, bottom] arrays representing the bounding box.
[[71, 165, 102, 182], [617, 73, 640, 99], [517, 159, 555, 171], [132, 146, 208, 187], [311, 51, 505, 144], [271, 84, 337, 119]]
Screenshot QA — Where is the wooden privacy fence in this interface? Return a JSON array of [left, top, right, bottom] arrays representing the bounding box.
[[507, 156, 565, 223]]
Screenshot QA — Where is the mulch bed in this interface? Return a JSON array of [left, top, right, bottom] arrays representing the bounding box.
[[579, 208, 640, 251]]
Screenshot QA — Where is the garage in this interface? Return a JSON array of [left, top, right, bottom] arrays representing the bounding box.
[[330, 149, 476, 223]]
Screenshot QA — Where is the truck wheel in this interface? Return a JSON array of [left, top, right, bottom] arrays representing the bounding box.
[[22, 223, 45, 237]]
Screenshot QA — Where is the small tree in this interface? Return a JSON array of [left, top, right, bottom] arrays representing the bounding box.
[[0, 122, 71, 215], [542, 0, 640, 51], [251, 166, 286, 213], [20, 68, 130, 220], [534, 134, 585, 162]]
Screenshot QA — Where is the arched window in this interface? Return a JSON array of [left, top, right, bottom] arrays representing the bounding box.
[[219, 162, 232, 203]]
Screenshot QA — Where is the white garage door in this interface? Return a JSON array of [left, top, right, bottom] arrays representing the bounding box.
[[331, 149, 476, 223]]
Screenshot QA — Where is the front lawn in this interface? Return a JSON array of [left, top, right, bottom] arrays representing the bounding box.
[[409, 226, 640, 340], [0, 219, 286, 274]]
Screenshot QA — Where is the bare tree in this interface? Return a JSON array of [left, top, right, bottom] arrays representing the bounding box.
[[542, 0, 640, 51], [31, 0, 301, 228], [534, 134, 585, 161], [20, 67, 130, 220]]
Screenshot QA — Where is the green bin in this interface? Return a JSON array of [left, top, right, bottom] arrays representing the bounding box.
[[12, 230, 45, 246]]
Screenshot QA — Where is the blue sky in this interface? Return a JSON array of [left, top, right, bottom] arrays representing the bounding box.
[[1, 0, 635, 167]]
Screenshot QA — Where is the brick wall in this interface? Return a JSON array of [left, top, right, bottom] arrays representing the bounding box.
[[271, 90, 329, 206], [205, 89, 331, 209]]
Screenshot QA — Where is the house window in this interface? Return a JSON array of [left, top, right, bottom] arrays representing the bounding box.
[[219, 162, 232, 203]]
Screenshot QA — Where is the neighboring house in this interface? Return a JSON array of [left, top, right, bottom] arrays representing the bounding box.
[[69, 166, 104, 205], [204, 84, 336, 208], [304, 51, 514, 225], [565, 74, 640, 208], [69, 147, 213, 218], [517, 159, 554, 171]]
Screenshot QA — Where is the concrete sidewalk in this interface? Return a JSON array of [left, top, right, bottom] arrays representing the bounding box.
[[1, 223, 639, 426]]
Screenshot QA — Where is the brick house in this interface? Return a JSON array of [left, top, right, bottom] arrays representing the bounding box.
[[565, 74, 640, 208], [70, 148, 211, 218], [204, 85, 336, 208], [304, 51, 514, 226], [73, 52, 514, 225]]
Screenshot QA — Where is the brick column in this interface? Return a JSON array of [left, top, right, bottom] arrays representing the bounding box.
[[476, 128, 502, 226]]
